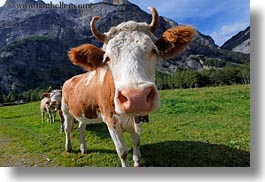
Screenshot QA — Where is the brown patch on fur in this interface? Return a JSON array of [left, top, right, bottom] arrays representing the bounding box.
[[62, 73, 98, 118], [155, 26, 197, 60], [68, 44, 105, 71], [62, 67, 116, 127]]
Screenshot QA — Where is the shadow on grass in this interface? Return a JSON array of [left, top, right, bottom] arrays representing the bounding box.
[[141, 141, 250, 167], [86, 123, 110, 139], [84, 124, 250, 167]]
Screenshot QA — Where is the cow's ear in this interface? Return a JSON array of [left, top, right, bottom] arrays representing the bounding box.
[[68, 44, 105, 71], [42, 93, 50, 98], [155, 26, 197, 60]]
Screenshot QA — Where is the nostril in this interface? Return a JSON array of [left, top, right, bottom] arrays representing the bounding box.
[[118, 91, 128, 104], [146, 87, 156, 103]]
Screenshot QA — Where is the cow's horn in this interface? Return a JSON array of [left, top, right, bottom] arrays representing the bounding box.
[[90, 16, 106, 43], [148, 7, 159, 33]]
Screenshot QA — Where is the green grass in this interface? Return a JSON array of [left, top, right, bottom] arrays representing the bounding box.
[[0, 85, 250, 167]]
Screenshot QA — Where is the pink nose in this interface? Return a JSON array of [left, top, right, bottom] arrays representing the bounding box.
[[118, 87, 157, 113]]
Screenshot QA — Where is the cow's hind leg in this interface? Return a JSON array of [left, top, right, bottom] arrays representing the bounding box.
[[58, 110, 65, 132], [78, 122, 88, 154], [107, 124, 129, 167]]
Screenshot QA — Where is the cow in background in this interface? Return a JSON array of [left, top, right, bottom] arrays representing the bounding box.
[[40, 89, 64, 132], [62, 7, 196, 167], [40, 96, 54, 123]]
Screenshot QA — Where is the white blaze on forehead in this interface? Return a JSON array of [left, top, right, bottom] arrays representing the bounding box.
[[50, 90, 62, 103], [105, 21, 153, 42], [105, 30, 157, 89]]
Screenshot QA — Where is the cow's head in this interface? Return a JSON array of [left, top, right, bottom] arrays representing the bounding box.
[[42, 89, 62, 111], [68, 7, 196, 116]]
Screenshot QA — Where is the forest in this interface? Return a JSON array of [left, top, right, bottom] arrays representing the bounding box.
[[0, 63, 250, 104]]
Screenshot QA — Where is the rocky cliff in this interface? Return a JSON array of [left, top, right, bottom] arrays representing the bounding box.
[[221, 26, 250, 54], [0, 0, 250, 94]]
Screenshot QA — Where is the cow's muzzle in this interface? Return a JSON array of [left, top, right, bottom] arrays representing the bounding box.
[[50, 101, 57, 110], [117, 86, 157, 114]]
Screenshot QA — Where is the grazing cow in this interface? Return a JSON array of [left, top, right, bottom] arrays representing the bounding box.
[[40, 96, 54, 124], [61, 7, 196, 167], [41, 90, 64, 131]]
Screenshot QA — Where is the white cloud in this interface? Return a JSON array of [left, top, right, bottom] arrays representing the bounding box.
[[0, 0, 6, 7], [209, 23, 249, 46]]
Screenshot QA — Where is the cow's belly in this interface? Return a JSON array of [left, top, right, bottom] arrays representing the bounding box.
[[75, 113, 103, 125]]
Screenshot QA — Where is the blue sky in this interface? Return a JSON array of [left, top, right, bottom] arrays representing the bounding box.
[[0, 0, 250, 46], [129, 0, 250, 46]]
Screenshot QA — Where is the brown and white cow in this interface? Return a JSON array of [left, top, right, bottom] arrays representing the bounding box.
[[61, 7, 196, 167], [40, 95, 54, 124], [41, 90, 64, 132]]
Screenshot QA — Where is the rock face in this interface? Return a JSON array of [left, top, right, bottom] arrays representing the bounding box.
[[0, 0, 250, 94], [221, 26, 250, 54], [103, 0, 129, 5]]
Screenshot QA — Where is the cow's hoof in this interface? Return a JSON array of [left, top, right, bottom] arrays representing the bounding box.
[[65, 149, 72, 153], [81, 150, 88, 154]]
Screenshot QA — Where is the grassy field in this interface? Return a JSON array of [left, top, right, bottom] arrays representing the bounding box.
[[0, 85, 250, 167]]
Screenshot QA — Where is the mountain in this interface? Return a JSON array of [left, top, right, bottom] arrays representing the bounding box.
[[221, 26, 250, 54], [0, 0, 250, 94]]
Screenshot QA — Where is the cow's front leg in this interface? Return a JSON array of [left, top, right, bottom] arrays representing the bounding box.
[[41, 111, 45, 122], [107, 123, 129, 167], [131, 128, 141, 167], [78, 122, 88, 154], [51, 111, 55, 124], [64, 114, 74, 153], [45, 105, 52, 124], [52, 111, 56, 123], [49, 114, 53, 124]]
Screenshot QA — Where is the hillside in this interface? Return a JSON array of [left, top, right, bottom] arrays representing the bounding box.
[[221, 26, 250, 54], [0, 0, 250, 94]]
